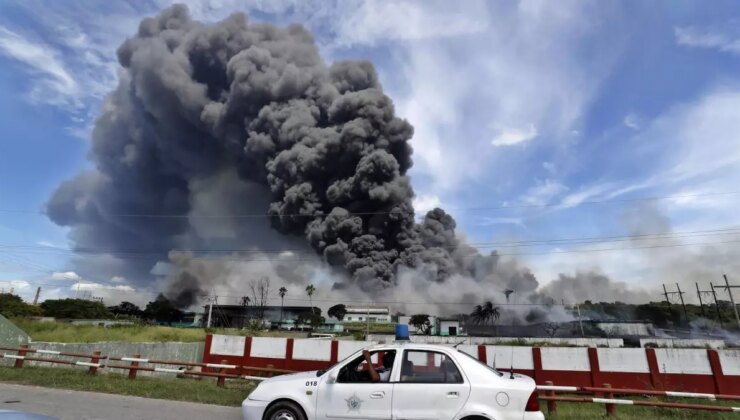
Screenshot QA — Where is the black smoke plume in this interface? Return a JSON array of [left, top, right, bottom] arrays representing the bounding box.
[[47, 5, 574, 313]]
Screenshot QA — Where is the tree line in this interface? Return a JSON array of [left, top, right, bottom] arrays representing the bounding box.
[[0, 293, 185, 325]]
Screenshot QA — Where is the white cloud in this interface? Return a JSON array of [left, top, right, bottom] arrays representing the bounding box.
[[50, 271, 82, 281], [675, 25, 740, 55], [477, 217, 525, 228], [413, 194, 441, 215], [491, 124, 538, 147], [623, 113, 640, 130], [558, 183, 615, 208], [521, 179, 569, 206], [67, 282, 143, 306], [331, 0, 489, 48], [36, 240, 65, 249], [385, 1, 620, 192], [0, 26, 80, 107], [0, 280, 31, 291], [110, 276, 127, 283], [70, 282, 135, 292]]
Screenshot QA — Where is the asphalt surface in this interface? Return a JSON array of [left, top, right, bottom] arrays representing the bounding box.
[[0, 383, 242, 420]]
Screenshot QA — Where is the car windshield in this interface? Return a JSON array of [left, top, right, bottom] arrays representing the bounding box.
[[457, 349, 503, 377]]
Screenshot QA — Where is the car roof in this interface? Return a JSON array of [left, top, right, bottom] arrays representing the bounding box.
[[365, 342, 461, 352]]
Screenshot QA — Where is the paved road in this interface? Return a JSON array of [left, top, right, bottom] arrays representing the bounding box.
[[0, 383, 242, 419]]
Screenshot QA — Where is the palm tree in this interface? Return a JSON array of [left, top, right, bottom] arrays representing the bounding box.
[[483, 301, 500, 325], [278, 287, 287, 324], [305, 284, 316, 315], [470, 301, 501, 329], [471, 305, 486, 325]]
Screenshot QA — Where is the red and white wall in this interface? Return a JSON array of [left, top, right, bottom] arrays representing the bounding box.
[[203, 334, 740, 394]]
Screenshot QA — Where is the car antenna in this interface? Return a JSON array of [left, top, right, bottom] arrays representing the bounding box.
[[452, 338, 467, 348]]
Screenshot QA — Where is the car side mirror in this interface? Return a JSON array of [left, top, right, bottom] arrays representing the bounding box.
[[326, 371, 338, 384]]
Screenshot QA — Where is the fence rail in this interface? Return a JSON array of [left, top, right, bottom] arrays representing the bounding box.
[[537, 381, 740, 416], [0, 344, 295, 387], [4, 343, 740, 416]]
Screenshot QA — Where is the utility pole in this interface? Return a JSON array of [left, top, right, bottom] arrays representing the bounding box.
[[662, 284, 670, 304], [576, 303, 585, 338], [716, 274, 740, 329], [662, 283, 689, 323], [206, 296, 214, 328], [695, 283, 706, 318], [32, 287, 41, 306], [676, 283, 688, 321], [710, 283, 725, 329]]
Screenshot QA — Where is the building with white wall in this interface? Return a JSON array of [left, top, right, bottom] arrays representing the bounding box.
[[343, 306, 392, 323], [438, 318, 464, 336]]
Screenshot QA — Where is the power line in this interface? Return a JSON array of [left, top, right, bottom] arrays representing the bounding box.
[[0, 190, 737, 218], [1, 226, 739, 258], [1, 238, 740, 265]]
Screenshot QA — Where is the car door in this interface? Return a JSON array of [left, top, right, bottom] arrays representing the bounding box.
[[316, 350, 396, 420], [392, 349, 471, 420]]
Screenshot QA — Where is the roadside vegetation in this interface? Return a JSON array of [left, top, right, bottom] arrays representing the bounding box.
[[544, 399, 739, 419], [10, 318, 308, 343], [0, 365, 253, 406], [12, 319, 211, 342]]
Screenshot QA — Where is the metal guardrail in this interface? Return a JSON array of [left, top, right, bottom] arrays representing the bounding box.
[[0, 344, 298, 387], [537, 381, 740, 415]]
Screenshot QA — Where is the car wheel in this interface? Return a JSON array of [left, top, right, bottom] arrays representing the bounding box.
[[264, 401, 305, 420]]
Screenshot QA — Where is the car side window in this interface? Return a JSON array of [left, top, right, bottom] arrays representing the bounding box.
[[400, 350, 463, 383], [337, 350, 395, 383]]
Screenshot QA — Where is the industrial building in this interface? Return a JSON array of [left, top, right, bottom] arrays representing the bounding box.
[[201, 304, 319, 328], [343, 306, 392, 323]]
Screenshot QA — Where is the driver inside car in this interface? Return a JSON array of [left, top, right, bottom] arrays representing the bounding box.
[[363, 350, 394, 382]]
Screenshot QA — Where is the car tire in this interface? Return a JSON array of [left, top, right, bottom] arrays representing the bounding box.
[[264, 401, 306, 420]]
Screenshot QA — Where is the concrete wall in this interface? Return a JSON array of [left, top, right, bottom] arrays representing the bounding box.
[[640, 338, 726, 349], [203, 334, 740, 394], [655, 348, 712, 374], [597, 322, 654, 336], [540, 347, 591, 371], [0, 315, 30, 346], [368, 334, 623, 348], [597, 348, 650, 373]]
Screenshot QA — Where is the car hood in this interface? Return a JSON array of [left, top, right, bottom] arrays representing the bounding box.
[[246, 370, 321, 401], [258, 370, 319, 383]]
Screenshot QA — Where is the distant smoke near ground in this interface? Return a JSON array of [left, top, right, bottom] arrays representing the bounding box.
[[46, 5, 689, 320], [538, 271, 652, 304]]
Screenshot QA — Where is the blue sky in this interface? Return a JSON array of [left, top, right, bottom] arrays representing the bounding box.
[[1, 0, 739, 305]]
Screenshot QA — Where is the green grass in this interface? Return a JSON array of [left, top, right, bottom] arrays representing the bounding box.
[[11, 319, 262, 343], [13, 320, 209, 342], [0, 365, 254, 406], [11, 318, 318, 343], [543, 397, 739, 419]]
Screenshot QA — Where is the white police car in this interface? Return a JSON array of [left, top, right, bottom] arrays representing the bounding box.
[[242, 336, 544, 420]]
